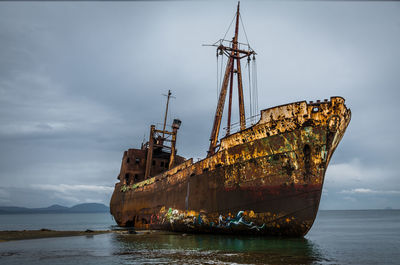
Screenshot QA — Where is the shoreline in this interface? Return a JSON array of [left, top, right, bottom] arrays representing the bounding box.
[[0, 229, 112, 242]]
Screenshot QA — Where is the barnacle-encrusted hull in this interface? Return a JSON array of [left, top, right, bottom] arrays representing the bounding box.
[[110, 97, 351, 236]]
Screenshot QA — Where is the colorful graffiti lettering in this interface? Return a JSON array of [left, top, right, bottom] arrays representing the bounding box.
[[218, 211, 265, 231], [158, 207, 266, 232]]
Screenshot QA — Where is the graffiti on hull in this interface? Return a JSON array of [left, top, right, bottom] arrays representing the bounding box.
[[153, 207, 277, 232], [218, 211, 266, 231]]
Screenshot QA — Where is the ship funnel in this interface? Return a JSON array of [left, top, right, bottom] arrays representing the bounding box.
[[169, 118, 181, 169], [172, 119, 182, 130]]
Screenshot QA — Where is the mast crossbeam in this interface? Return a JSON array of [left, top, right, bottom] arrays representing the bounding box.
[[208, 1, 255, 157]]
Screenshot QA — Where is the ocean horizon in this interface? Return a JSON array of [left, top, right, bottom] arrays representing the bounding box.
[[0, 209, 399, 264]]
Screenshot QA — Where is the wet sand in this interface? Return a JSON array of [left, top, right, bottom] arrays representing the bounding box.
[[0, 229, 111, 242]]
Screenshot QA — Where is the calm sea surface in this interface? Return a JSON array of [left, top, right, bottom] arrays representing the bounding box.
[[0, 210, 399, 264]]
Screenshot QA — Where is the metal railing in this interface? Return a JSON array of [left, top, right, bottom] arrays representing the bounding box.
[[223, 113, 261, 134]]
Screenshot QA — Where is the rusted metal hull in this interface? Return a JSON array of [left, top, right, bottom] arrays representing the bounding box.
[[110, 97, 351, 236]]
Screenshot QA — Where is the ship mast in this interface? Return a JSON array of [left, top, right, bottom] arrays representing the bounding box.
[[207, 2, 256, 157], [162, 90, 172, 138]]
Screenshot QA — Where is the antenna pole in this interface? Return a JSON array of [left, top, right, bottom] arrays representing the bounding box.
[[162, 90, 172, 138]]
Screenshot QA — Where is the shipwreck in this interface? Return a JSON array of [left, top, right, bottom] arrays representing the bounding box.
[[110, 3, 351, 236]]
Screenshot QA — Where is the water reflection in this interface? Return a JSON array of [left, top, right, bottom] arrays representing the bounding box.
[[112, 231, 328, 264]]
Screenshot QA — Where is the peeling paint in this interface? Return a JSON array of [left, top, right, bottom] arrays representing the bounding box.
[[110, 97, 351, 236]]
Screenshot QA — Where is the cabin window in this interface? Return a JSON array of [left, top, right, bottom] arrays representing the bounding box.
[[152, 160, 156, 166], [160, 161, 164, 167], [165, 163, 168, 168], [126, 158, 130, 163], [135, 158, 140, 164], [125, 173, 129, 184], [134, 174, 139, 181], [312, 107, 319, 113]]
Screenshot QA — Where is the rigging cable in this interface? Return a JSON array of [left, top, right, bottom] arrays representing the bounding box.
[[252, 57, 256, 123], [216, 52, 219, 101], [253, 55, 258, 119], [247, 56, 252, 123], [256, 58, 259, 116], [215, 11, 236, 105], [239, 14, 250, 46], [223, 13, 237, 41], [256, 58, 258, 122], [240, 12, 256, 124]]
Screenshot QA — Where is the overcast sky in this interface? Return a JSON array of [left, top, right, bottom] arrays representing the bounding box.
[[0, 0, 399, 209]]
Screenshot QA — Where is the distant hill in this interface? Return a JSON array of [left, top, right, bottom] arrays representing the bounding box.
[[69, 203, 109, 213], [0, 203, 110, 214], [44, 204, 69, 211]]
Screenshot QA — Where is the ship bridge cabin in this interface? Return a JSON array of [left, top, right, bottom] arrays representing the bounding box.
[[118, 142, 185, 185], [117, 91, 185, 185]]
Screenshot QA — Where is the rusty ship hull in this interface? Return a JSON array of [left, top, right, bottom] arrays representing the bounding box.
[[110, 97, 351, 236]]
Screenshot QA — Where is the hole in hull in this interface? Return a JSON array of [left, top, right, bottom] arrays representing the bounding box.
[[303, 144, 311, 181]]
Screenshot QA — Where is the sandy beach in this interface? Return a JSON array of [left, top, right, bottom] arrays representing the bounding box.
[[0, 229, 111, 242]]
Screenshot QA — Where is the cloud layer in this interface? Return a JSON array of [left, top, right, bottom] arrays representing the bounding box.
[[0, 1, 399, 209]]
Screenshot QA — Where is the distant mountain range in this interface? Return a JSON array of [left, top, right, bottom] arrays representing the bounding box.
[[0, 203, 109, 214]]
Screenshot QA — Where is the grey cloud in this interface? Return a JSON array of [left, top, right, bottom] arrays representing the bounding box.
[[0, 1, 399, 209], [31, 184, 114, 193], [0, 186, 112, 208], [340, 189, 400, 195]]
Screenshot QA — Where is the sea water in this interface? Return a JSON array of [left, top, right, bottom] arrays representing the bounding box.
[[0, 210, 399, 264], [0, 212, 114, 231]]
